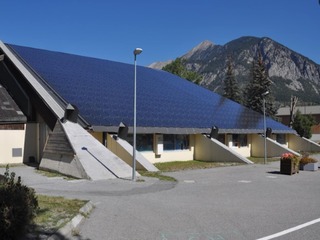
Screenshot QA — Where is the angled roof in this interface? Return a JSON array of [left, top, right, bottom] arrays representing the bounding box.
[[5, 43, 295, 134], [0, 84, 26, 123]]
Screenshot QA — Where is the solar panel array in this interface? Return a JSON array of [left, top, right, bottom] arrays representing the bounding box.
[[8, 44, 295, 133]]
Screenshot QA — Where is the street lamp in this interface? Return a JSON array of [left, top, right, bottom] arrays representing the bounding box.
[[132, 48, 143, 181], [262, 91, 269, 164]]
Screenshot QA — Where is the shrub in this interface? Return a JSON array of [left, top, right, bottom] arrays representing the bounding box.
[[300, 156, 318, 165], [0, 165, 38, 240]]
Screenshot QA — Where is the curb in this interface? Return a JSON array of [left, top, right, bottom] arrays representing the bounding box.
[[48, 201, 94, 240]]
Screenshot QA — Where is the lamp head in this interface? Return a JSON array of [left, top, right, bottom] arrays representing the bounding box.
[[134, 48, 143, 56]]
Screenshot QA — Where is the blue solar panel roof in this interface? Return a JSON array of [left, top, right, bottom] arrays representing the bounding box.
[[7, 44, 295, 134]]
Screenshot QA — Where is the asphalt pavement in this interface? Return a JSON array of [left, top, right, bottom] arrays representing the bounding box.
[[2, 162, 320, 240]]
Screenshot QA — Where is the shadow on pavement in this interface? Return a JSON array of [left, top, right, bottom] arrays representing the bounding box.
[[23, 226, 91, 240]]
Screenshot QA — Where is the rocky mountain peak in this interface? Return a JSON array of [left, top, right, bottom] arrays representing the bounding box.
[[182, 40, 215, 59], [150, 36, 320, 105]]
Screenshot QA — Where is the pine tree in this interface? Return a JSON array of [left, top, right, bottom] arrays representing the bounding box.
[[223, 57, 241, 103], [292, 110, 315, 138], [244, 52, 277, 117]]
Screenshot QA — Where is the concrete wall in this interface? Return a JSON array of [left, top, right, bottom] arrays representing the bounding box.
[[107, 134, 158, 171], [0, 126, 26, 164], [40, 152, 87, 179], [142, 149, 194, 163], [91, 131, 103, 143], [251, 134, 268, 157], [251, 134, 299, 157], [23, 123, 38, 163], [39, 121, 88, 179], [194, 134, 252, 163], [288, 134, 320, 153]]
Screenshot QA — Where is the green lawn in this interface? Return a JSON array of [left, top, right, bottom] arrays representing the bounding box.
[[248, 157, 280, 164], [29, 195, 88, 238], [154, 160, 241, 172], [139, 160, 242, 182]]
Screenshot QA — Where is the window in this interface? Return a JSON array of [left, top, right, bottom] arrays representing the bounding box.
[[217, 134, 225, 144], [137, 134, 153, 151], [127, 134, 153, 151], [163, 134, 189, 150], [232, 134, 247, 147], [276, 134, 286, 145], [12, 148, 22, 157]]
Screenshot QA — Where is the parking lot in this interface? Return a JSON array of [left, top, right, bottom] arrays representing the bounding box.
[[2, 161, 320, 240]]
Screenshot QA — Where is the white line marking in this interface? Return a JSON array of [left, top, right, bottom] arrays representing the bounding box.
[[238, 180, 251, 183], [184, 180, 195, 183], [266, 176, 277, 179], [256, 217, 320, 240]]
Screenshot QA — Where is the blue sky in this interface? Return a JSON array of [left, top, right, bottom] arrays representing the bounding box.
[[1, 1, 319, 66]]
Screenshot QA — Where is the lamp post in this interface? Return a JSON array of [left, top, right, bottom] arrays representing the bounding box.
[[132, 48, 143, 181], [262, 91, 269, 164]]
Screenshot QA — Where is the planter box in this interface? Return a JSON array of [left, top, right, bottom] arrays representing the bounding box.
[[280, 159, 299, 175], [300, 162, 319, 171]]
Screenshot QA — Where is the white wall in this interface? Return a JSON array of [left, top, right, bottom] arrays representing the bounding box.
[[141, 149, 194, 164], [226, 134, 251, 157], [0, 126, 26, 164]]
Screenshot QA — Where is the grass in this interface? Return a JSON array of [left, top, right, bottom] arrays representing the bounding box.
[[154, 160, 241, 172], [30, 195, 88, 237], [138, 171, 177, 182], [138, 160, 241, 182], [248, 157, 280, 164], [35, 169, 77, 180], [0, 163, 24, 168]]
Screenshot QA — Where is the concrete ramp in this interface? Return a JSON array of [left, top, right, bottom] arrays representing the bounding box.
[[41, 120, 134, 180], [195, 134, 253, 164], [289, 134, 320, 153], [108, 134, 159, 172], [251, 134, 300, 158], [266, 137, 300, 157]]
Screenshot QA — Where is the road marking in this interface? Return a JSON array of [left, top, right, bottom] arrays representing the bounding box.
[[184, 180, 195, 183], [266, 176, 277, 179], [238, 180, 252, 183], [256, 217, 320, 240]]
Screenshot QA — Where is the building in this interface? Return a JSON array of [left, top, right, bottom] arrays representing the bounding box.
[[0, 84, 27, 164], [1, 41, 319, 179], [277, 105, 320, 143]]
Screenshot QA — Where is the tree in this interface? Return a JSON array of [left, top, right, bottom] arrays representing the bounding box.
[[289, 96, 298, 127], [223, 57, 241, 103], [244, 52, 277, 117], [162, 58, 202, 84], [292, 110, 315, 138]]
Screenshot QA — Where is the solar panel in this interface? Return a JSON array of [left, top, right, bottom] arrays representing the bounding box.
[[7, 44, 295, 134]]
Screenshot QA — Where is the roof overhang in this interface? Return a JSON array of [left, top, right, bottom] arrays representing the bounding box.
[[91, 125, 296, 135]]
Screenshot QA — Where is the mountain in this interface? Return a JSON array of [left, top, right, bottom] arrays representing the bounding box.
[[150, 36, 320, 105]]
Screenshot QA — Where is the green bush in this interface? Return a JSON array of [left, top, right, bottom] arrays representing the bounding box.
[[0, 166, 38, 240]]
